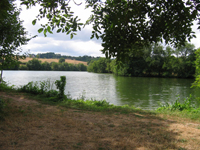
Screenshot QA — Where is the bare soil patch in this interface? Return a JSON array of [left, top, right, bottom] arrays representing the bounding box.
[[19, 57, 88, 66], [0, 91, 200, 150]]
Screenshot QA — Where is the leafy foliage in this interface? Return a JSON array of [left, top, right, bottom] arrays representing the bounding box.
[[26, 58, 42, 70], [20, 0, 83, 37], [59, 57, 65, 63], [87, 0, 200, 61], [88, 43, 196, 78], [87, 57, 111, 73], [157, 95, 200, 113], [55, 76, 66, 100], [0, 1, 34, 84], [18, 77, 67, 101], [192, 48, 200, 88], [18, 0, 200, 62]]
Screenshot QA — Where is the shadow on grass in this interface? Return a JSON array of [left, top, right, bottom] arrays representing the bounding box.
[[0, 91, 189, 150]]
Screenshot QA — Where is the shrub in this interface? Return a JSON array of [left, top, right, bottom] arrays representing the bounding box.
[[157, 95, 197, 112], [55, 76, 66, 100]]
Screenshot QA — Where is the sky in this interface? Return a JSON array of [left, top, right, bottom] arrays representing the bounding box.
[[16, 0, 200, 57], [16, 0, 104, 57]]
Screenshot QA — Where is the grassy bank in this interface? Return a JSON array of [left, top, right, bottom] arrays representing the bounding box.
[[1, 77, 200, 122]]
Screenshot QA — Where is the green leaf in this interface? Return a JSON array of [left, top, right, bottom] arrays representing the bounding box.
[[70, 33, 73, 39], [95, 33, 99, 39], [90, 34, 94, 39], [47, 26, 53, 34], [44, 29, 47, 37], [32, 19, 37, 25], [66, 30, 71, 35], [57, 29, 62, 33], [38, 28, 43, 33]]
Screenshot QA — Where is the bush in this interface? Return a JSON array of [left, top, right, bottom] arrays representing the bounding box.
[[0, 80, 14, 91], [18, 76, 67, 102]]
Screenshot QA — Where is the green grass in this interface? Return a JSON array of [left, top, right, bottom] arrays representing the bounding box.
[[1, 78, 200, 121], [156, 95, 200, 121]]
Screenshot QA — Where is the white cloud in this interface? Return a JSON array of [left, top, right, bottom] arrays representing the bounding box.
[[191, 21, 200, 49], [15, 0, 103, 57], [22, 36, 104, 57]]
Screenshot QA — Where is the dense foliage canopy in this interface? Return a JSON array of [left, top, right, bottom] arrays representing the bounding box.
[[19, 0, 200, 61], [88, 42, 196, 78]]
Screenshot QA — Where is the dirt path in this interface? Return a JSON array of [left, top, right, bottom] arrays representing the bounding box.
[[0, 91, 200, 150]]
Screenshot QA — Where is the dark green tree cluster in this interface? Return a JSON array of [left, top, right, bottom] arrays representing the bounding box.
[[34, 52, 101, 62], [88, 43, 196, 78], [6, 58, 87, 71], [87, 57, 111, 73], [192, 48, 200, 88]]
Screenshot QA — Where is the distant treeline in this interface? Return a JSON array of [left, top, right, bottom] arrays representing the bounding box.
[[88, 42, 196, 78], [30, 52, 100, 63], [5, 58, 87, 71]]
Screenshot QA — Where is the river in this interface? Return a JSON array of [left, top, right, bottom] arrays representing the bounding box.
[[2, 70, 200, 110]]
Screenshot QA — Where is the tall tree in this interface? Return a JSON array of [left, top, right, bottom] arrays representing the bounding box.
[[88, 0, 200, 61], [0, 1, 33, 84]]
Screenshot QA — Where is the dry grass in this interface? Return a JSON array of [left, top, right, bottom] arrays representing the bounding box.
[[19, 57, 88, 66], [1, 92, 200, 150]]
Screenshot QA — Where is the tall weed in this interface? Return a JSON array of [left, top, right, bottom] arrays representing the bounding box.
[[157, 94, 199, 113], [18, 76, 67, 102]]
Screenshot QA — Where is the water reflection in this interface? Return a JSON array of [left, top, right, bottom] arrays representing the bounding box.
[[114, 76, 200, 109]]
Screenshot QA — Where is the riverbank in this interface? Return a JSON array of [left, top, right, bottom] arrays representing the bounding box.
[[1, 90, 200, 150]]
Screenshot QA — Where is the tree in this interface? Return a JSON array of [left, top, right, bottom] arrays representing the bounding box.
[[87, 58, 111, 73], [26, 58, 42, 70], [41, 61, 52, 70], [0, 1, 32, 84], [18, 0, 200, 62], [59, 58, 65, 63]]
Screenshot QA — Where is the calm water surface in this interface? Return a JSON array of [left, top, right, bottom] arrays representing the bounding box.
[[3, 71, 200, 110]]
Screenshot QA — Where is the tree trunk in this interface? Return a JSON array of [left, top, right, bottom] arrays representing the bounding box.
[[0, 69, 3, 84]]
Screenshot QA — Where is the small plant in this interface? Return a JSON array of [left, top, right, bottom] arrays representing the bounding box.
[[55, 76, 66, 101], [0, 80, 14, 91]]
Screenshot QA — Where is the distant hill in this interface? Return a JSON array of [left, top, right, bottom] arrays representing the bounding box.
[[29, 52, 101, 62]]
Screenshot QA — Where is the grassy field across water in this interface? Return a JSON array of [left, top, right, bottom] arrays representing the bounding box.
[[19, 57, 88, 66]]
